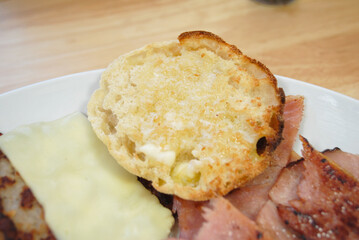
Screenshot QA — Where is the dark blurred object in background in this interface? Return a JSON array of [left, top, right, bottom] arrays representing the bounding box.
[[253, 0, 294, 4]]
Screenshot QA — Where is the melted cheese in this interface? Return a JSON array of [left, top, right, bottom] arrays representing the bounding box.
[[0, 113, 173, 240], [172, 160, 202, 185], [138, 143, 176, 166]]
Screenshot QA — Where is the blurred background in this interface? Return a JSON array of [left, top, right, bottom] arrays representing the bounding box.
[[0, 0, 358, 99]]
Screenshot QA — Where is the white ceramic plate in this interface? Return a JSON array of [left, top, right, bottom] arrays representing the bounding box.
[[0, 70, 358, 154]]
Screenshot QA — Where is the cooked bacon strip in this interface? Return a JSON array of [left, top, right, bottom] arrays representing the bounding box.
[[172, 196, 207, 239], [268, 159, 304, 206], [323, 148, 359, 181], [271, 95, 304, 167], [225, 182, 275, 220], [195, 197, 270, 240], [256, 200, 300, 240], [278, 137, 359, 240]]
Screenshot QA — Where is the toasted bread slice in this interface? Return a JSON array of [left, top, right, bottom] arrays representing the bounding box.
[[88, 31, 284, 200]]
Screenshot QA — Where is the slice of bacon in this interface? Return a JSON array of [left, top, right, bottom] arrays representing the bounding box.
[[172, 196, 208, 239], [268, 159, 304, 206], [256, 200, 300, 240], [194, 197, 270, 240], [225, 181, 276, 220], [278, 137, 359, 240], [271, 95, 304, 167], [323, 148, 359, 181]]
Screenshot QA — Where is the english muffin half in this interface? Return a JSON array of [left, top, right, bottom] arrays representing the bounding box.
[[88, 31, 284, 201]]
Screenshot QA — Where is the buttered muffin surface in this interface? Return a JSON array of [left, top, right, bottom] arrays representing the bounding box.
[[88, 31, 284, 200]]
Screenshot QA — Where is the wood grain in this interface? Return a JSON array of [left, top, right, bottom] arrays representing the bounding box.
[[0, 0, 358, 99]]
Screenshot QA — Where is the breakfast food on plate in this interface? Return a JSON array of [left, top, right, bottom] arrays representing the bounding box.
[[173, 95, 305, 239], [87, 31, 285, 201], [2, 30, 358, 240], [276, 137, 359, 240], [0, 150, 55, 240], [0, 113, 174, 240], [172, 97, 359, 240]]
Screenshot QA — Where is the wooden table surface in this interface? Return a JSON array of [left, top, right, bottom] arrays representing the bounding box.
[[0, 0, 358, 100]]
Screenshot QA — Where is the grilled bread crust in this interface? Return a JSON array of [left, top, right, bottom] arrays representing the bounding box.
[[88, 31, 284, 201]]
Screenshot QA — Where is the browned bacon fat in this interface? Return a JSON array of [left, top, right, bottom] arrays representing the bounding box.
[[278, 137, 359, 240], [256, 200, 300, 240], [323, 147, 359, 181], [269, 159, 304, 206]]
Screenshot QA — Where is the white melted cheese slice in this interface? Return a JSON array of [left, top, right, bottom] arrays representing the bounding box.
[[0, 113, 174, 240]]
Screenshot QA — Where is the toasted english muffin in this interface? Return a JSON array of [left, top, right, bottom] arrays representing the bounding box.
[[87, 31, 284, 201]]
